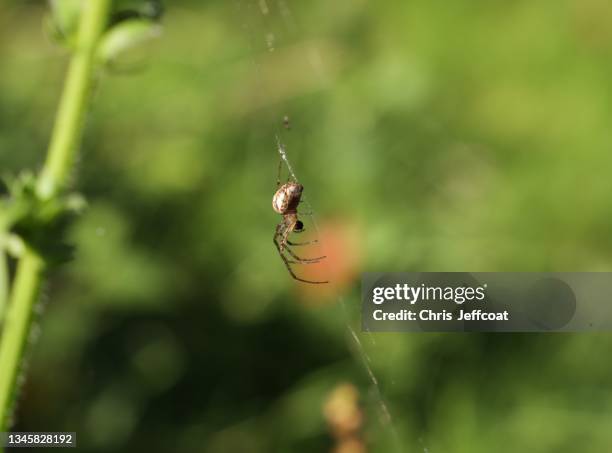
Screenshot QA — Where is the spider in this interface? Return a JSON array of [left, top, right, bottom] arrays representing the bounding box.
[[272, 158, 328, 284]]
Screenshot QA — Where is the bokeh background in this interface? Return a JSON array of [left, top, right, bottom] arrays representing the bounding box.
[[2, 0, 612, 452]]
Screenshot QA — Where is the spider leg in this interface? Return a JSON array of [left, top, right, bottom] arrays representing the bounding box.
[[275, 225, 322, 261], [280, 219, 326, 261], [283, 245, 326, 263], [273, 229, 328, 284], [284, 258, 311, 265], [287, 239, 319, 246], [275, 222, 288, 252], [282, 253, 328, 284]]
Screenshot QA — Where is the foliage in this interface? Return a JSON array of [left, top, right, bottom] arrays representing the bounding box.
[[1, 0, 612, 452]]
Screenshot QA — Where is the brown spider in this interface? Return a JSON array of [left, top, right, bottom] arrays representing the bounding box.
[[272, 159, 328, 284]]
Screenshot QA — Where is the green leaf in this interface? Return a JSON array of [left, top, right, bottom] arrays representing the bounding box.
[[47, 0, 82, 44], [97, 19, 162, 69], [0, 171, 86, 266]]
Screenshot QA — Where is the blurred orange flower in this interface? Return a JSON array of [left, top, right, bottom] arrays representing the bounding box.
[[297, 218, 363, 304]]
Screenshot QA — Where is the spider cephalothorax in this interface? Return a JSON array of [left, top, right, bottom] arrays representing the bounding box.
[[272, 163, 327, 284]]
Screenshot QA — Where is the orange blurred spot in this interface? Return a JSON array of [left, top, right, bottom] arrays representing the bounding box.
[[323, 383, 363, 438], [334, 439, 367, 453], [323, 382, 367, 453], [296, 219, 362, 304]]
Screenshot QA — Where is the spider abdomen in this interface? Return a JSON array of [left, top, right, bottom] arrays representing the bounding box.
[[272, 182, 303, 214]]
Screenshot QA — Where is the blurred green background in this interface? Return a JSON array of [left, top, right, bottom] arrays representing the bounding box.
[[3, 0, 612, 452]]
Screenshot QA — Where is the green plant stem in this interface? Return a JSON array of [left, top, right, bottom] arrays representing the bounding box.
[[0, 249, 7, 322], [38, 0, 112, 200], [0, 0, 111, 434], [0, 251, 44, 429]]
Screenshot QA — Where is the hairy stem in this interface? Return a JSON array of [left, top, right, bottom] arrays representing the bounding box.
[[0, 252, 44, 430], [0, 0, 111, 434], [0, 249, 7, 322], [38, 0, 111, 199]]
